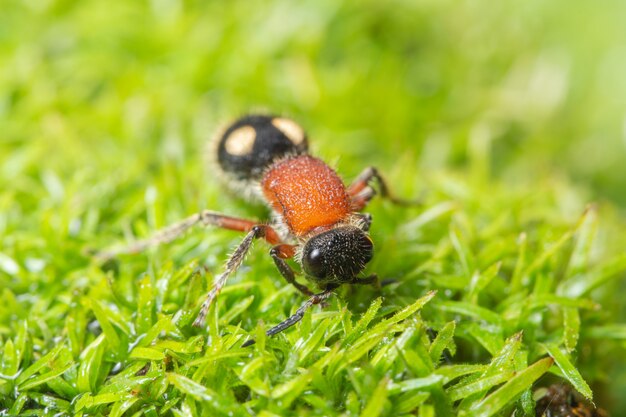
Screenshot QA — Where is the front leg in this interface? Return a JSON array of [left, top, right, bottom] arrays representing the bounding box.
[[242, 288, 335, 347], [348, 273, 379, 286], [270, 244, 314, 297]]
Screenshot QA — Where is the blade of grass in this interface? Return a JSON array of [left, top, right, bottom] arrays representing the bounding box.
[[361, 377, 389, 417], [563, 307, 580, 352], [166, 372, 245, 416], [429, 321, 456, 363], [468, 357, 554, 417], [15, 343, 64, 386], [541, 343, 593, 401]]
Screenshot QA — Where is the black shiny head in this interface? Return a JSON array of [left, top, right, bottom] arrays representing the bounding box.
[[217, 114, 308, 181], [301, 226, 374, 284]]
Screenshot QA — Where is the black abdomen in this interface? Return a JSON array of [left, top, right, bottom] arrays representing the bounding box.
[[217, 115, 309, 181]]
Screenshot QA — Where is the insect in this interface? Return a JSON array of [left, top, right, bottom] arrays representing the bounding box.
[[98, 114, 414, 346]]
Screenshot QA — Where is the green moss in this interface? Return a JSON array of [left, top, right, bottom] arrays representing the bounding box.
[[1, 0, 626, 415]]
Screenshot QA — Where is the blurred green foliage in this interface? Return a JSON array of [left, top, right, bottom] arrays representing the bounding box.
[[3, 0, 626, 202], [1, 0, 626, 416]]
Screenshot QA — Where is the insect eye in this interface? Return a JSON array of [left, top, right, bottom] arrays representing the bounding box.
[[302, 246, 327, 279]]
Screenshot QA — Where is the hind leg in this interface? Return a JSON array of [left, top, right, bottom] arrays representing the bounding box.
[[95, 210, 281, 260], [348, 166, 421, 210]]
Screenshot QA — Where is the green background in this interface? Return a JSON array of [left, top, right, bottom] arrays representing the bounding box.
[[2, 0, 626, 415]]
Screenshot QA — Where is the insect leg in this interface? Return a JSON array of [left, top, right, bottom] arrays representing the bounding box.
[[242, 288, 335, 347], [349, 187, 377, 211], [348, 273, 379, 286], [193, 224, 277, 328], [347, 166, 420, 210], [95, 210, 280, 260], [270, 244, 314, 296]]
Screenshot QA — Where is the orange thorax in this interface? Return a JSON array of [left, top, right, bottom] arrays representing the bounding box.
[[261, 155, 352, 236]]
